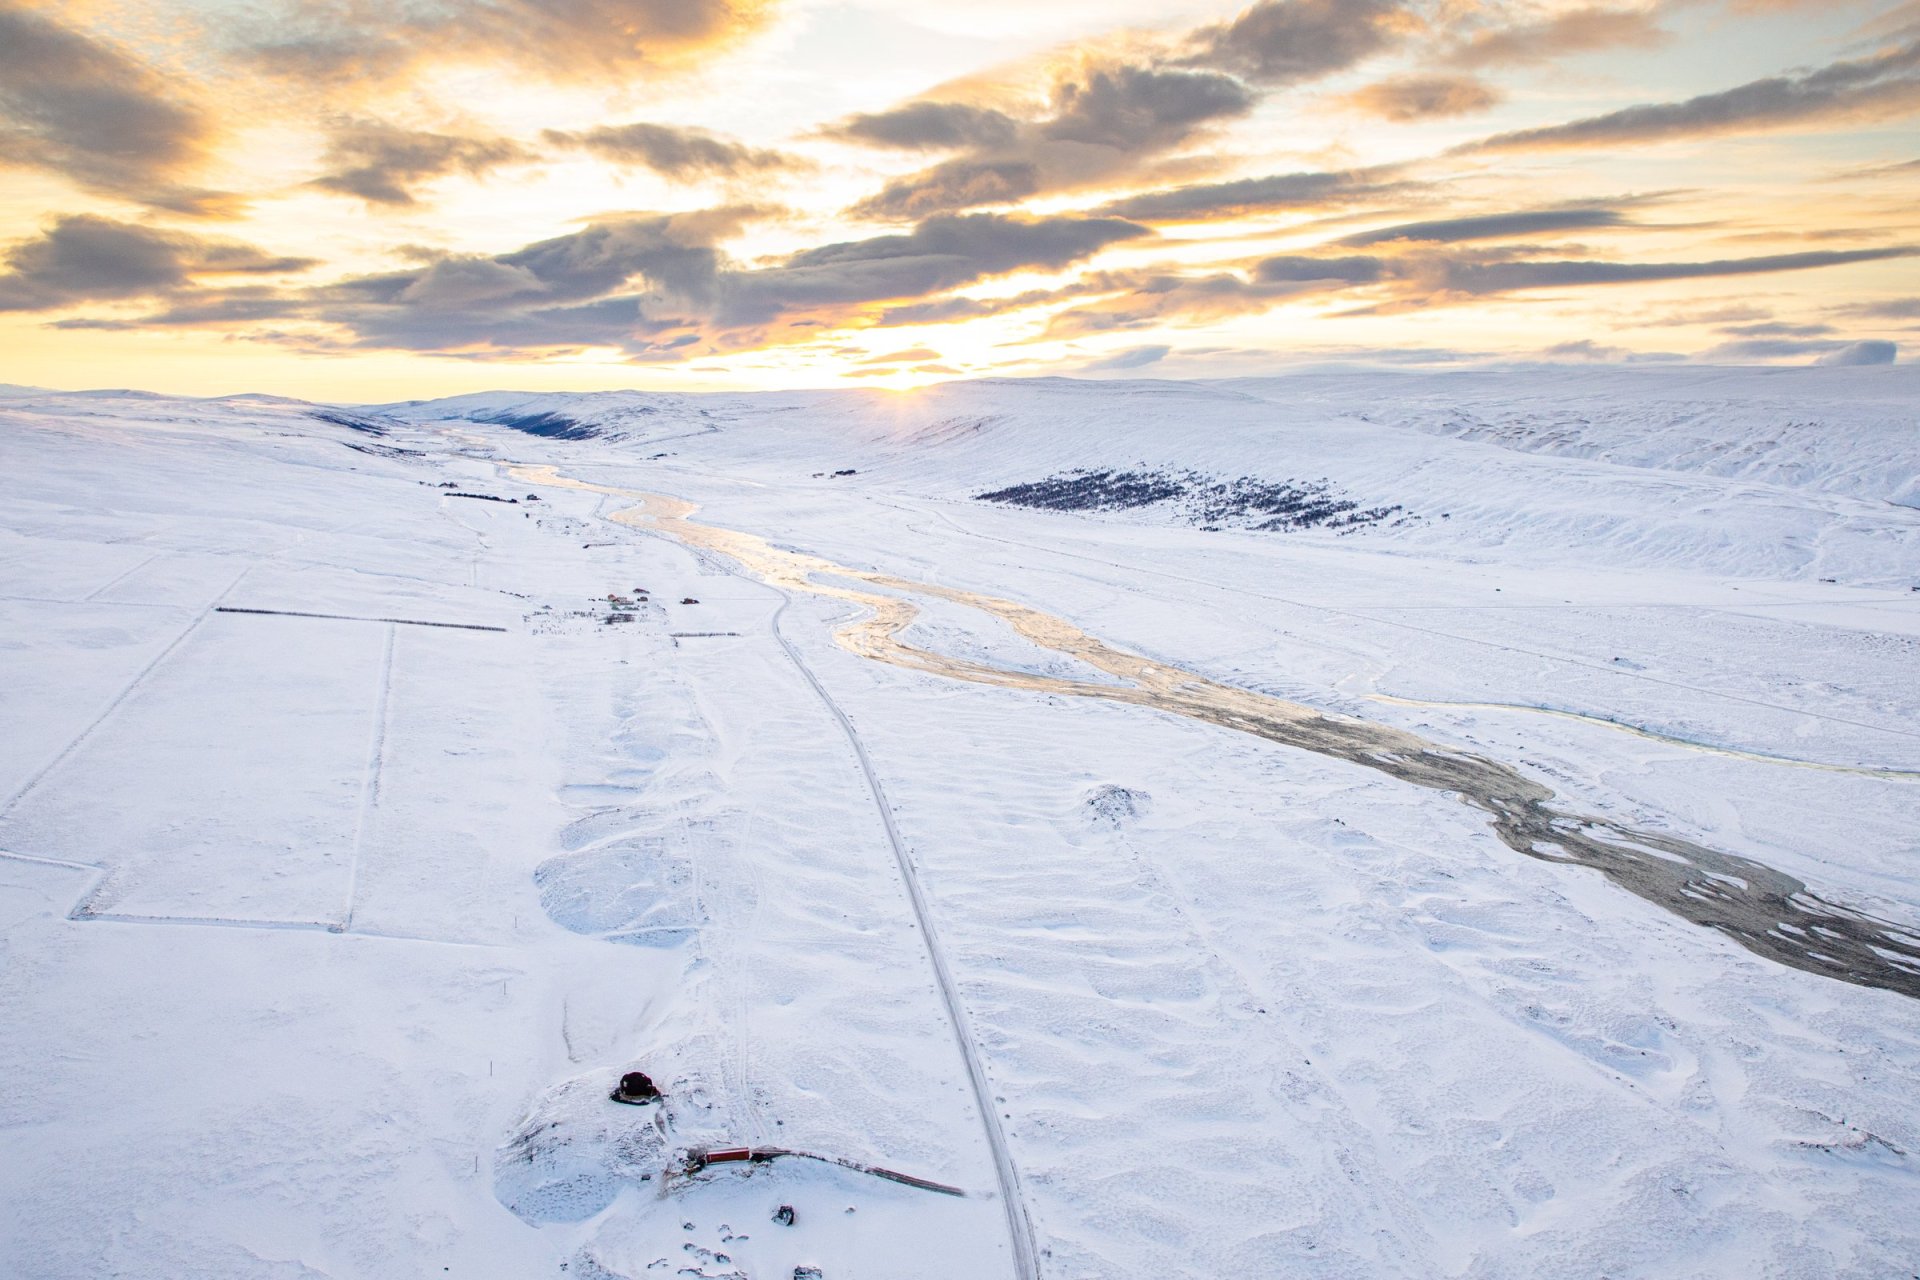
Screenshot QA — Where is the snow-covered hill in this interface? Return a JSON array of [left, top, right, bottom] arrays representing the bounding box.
[[374, 365, 1920, 586], [1230, 366, 1920, 507], [378, 388, 718, 443]]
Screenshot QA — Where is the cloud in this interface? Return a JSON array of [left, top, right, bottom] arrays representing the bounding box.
[[820, 102, 1021, 150], [1716, 320, 1835, 337], [101, 208, 1147, 357], [855, 160, 1045, 220], [717, 212, 1151, 324], [850, 63, 1255, 220], [1702, 338, 1819, 358], [0, 215, 314, 312], [1442, 6, 1667, 70], [1844, 156, 1920, 178], [1095, 167, 1409, 221], [1541, 339, 1632, 360], [1255, 255, 1388, 283], [0, 3, 231, 214], [1469, 38, 1920, 152], [1703, 334, 1894, 361], [55, 287, 305, 330], [1638, 303, 1773, 326], [310, 123, 532, 205], [859, 346, 940, 363], [1339, 207, 1633, 246], [1083, 343, 1171, 370], [1340, 74, 1500, 121], [837, 0, 1435, 223], [393, 259, 551, 309], [297, 207, 761, 352], [241, 0, 775, 86], [1424, 246, 1918, 293], [1036, 243, 1920, 334], [900, 241, 1915, 339], [487, 207, 762, 302], [1046, 63, 1255, 150], [843, 0, 1423, 222], [1727, 0, 1848, 12], [1042, 269, 1304, 336], [1180, 0, 1407, 85], [1835, 296, 1920, 320], [1816, 339, 1896, 365], [875, 287, 1074, 325], [543, 122, 797, 178]]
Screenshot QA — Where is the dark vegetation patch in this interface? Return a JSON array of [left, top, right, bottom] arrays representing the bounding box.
[[1191, 476, 1401, 531], [979, 470, 1185, 511], [343, 440, 424, 459], [464, 406, 657, 440], [977, 468, 1409, 533], [310, 408, 390, 435], [448, 491, 519, 503], [468, 410, 599, 439]]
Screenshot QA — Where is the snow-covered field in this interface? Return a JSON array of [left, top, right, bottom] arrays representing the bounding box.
[[2, 366, 1918, 1278]]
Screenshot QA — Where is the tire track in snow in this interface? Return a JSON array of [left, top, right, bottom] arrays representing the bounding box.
[[341, 622, 397, 931], [762, 589, 1041, 1280], [4, 608, 424, 942], [513, 462, 1040, 1279], [80, 551, 162, 602], [0, 566, 251, 817]]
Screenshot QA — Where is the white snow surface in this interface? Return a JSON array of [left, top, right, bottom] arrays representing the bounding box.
[[2, 366, 1918, 1279]]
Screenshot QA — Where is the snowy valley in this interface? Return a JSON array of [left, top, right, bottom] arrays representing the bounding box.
[[2, 366, 1919, 1279]]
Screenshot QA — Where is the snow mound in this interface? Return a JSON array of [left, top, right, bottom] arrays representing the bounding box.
[[534, 837, 702, 943], [495, 1071, 669, 1223]]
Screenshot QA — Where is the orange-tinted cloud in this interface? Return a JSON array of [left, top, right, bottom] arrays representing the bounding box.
[[1441, 5, 1666, 69], [310, 123, 534, 205], [0, 214, 313, 311], [819, 102, 1022, 151], [240, 0, 777, 85], [1178, 0, 1409, 84], [1042, 269, 1302, 335], [849, 61, 1256, 220], [1262, 242, 1919, 292], [1041, 241, 1920, 334], [837, 0, 1422, 224], [62, 208, 1150, 358], [1338, 207, 1635, 245], [543, 122, 800, 180], [0, 2, 234, 213], [1469, 37, 1920, 151], [1094, 166, 1412, 222], [1340, 73, 1500, 121]]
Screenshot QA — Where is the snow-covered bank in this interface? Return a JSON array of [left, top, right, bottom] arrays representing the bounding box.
[[2, 368, 1918, 1277]]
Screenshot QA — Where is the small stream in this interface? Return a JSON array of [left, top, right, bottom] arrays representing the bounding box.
[[516, 464, 1920, 1002]]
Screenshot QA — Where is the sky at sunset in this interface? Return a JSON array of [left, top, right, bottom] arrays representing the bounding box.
[[1, 0, 1916, 398]]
